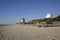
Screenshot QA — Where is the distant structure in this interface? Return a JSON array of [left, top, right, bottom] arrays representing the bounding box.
[[45, 13, 53, 24], [46, 13, 52, 18], [20, 18, 25, 24]]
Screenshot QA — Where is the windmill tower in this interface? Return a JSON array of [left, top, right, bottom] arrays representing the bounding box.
[[45, 13, 53, 24], [20, 18, 25, 24]]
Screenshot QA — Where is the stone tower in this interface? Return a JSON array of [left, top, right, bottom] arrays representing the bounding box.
[[20, 18, 25, 24]]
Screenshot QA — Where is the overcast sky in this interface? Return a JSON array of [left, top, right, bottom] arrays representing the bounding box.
[[0, 0, 60, 24]]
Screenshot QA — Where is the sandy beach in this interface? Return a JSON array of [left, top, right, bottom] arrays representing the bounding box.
[[0, 24, 60, 40]]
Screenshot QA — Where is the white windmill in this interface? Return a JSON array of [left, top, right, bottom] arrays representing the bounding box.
[[45, 13, 53, 24], [46, 13, 52, 18]]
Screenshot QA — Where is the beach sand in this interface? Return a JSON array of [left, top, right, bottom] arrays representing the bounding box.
[[0, 24, 60, 40]]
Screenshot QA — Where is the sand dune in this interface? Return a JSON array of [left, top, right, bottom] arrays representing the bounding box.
[[0, 24, 60, 40]]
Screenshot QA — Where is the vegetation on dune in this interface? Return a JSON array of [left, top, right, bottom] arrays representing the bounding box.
[[27, 15, 60, 24], [52, 15, 60, 21]]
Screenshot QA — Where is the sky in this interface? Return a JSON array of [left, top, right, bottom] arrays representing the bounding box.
[[0, 0, 60, 24]]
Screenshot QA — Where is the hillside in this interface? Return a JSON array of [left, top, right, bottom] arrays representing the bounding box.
[[27, 15, 60, 24]]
